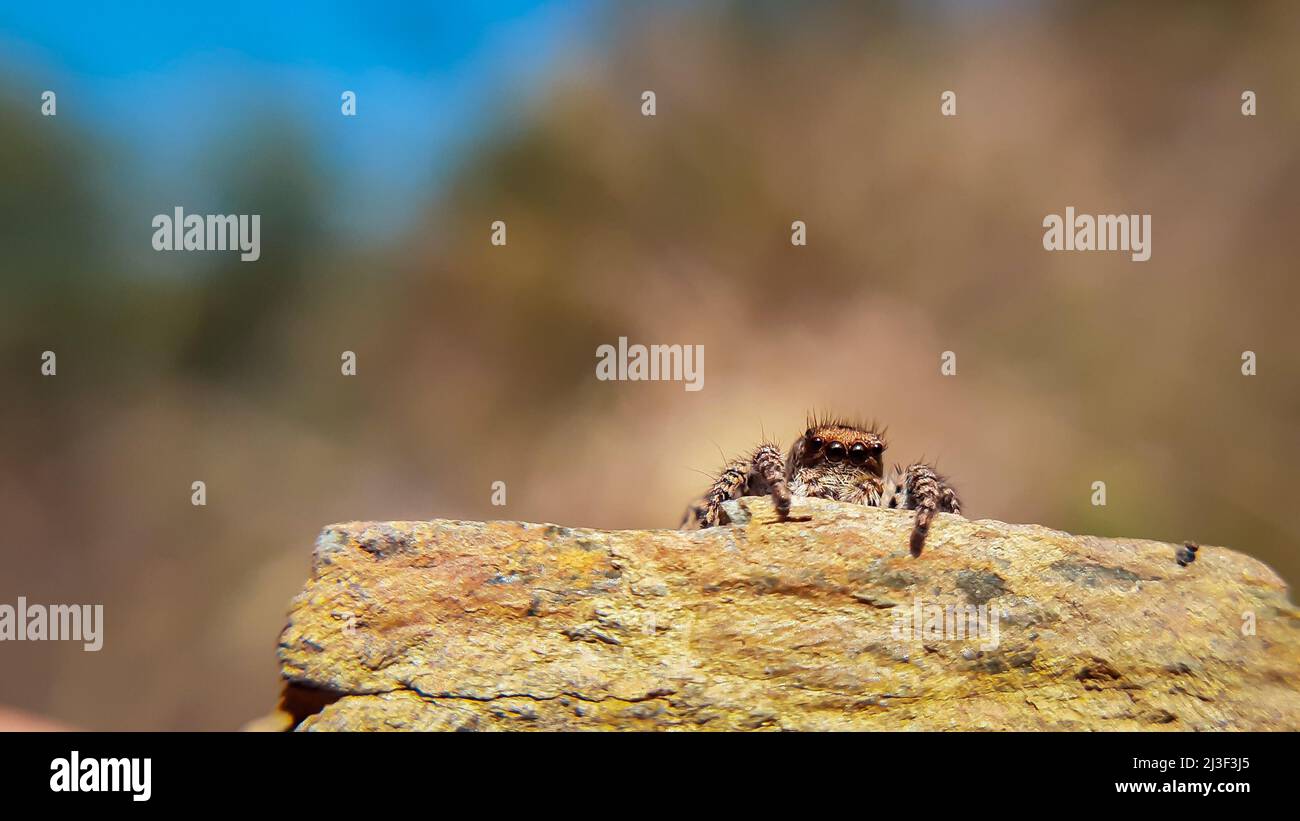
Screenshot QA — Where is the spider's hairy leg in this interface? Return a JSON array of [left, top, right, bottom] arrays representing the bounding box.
[[754, 443, 793, 518], [884, 463, 962, 556], [681, 443, 791, 530], [681, 458, 748, 528]]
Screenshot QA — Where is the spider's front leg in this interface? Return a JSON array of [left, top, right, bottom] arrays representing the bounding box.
[[882, 463, 961, 556], [681, 444, 791, 529]]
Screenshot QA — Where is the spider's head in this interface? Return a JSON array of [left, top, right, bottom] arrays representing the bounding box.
[[794, 419, 886, 478]]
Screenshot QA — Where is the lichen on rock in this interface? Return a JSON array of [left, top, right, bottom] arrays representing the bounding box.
[[270, 497, 1300, 730]]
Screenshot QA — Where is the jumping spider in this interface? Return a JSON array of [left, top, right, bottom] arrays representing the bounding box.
[[681, 415, 961, 556]]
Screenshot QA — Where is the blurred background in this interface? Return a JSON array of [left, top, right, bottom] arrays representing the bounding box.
[[1, 0, 1297, 730]]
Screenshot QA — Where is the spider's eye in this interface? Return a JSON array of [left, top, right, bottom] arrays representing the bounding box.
[[825, 442, 846, 463], [806, 436, 824, 454], [848, 442, 869, 465]]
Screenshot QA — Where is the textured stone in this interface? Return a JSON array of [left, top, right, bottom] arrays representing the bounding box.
[[272, 497, 1300, 730]]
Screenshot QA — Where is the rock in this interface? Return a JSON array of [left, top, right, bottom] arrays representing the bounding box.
[[272, 497, 1300, 730]]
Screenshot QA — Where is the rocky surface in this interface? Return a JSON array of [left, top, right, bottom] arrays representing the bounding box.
[[270, 497, 1300, 730]]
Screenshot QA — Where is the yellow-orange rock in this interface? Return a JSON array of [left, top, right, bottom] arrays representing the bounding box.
[[273, 497, 1300, 730]]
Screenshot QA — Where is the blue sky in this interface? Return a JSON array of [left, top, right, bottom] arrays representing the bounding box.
[[0, 1, 602, 237]]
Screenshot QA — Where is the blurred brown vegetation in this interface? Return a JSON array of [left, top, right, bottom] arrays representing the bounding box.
[[2, 1, 1298, 729]]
